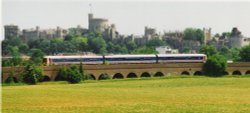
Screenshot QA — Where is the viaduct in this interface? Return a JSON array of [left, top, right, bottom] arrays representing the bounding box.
[[2, 63, 250, 82]]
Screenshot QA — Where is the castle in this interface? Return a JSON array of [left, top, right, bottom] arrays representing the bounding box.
[[3, 14, 250, 53], [4, 25, 67, 42], [88, 13, 119, 40]]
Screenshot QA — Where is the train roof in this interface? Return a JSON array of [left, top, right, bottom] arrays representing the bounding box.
[[45, 56, 103, 59], [45, 54, 206, 59], [157, 54, 206, 57], [105, 54, 156, 58]]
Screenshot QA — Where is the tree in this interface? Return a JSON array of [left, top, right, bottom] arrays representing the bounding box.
[[214, 33, 220, 37], [195, 29, 205, 44], [64, 34, 74, 41], [200, 45, 217, 57], [50, 38, 64, 54], [67, 65, 82, 84], [39, 39, 51, 54], [19, 44, 29, 54], [9, 46, 22, 66], [230, 48, 240, 61], [219, 46, 230, 59], [22, 64, 44, 84], [203, 54, 227, 76], [239, 45, 250, 62], [182, 47, 191, 53], [89, 37, 107, 54], [62, 41, 77, 53], [79, 62, 86, 80], [184, 28, 205, 44], [107, 42, 115, 53], [221, 32, 231, 39], [56, 65, 83, 83], [132, 47, 158, 54], [8, 37, 22, 47], [146, 38, 165, 48], [56, 66, 68, 81], [126, 41, 137, 52], [29, 48, 45, 65], [2, 40, 10, 55], [71, 36, 88, 52], [184, 28, 196, 40]]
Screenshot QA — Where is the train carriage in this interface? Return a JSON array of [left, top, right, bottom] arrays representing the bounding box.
[[44, 56, 103, 65], [105, 55, 156, 64], [157, 54, 207, 63]]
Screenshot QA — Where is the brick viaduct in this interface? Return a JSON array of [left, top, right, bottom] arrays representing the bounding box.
[[2, 63, 250, 82]]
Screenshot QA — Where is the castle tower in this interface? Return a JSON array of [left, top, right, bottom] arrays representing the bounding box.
[[88, 13, 93, 30], [88, 13, 108, 33], [203, 27, 212, 45], [228, 27, 249, 48]]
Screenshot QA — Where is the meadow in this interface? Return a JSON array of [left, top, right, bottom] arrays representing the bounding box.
[[2, 76, 250, 113]]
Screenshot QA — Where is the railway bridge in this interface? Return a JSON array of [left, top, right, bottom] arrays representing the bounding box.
[[2, 63, 250, 82]]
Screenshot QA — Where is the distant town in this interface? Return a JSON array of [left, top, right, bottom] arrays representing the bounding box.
[[3, 13, 250, 55]]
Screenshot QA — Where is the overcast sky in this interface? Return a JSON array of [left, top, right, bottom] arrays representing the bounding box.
[[2, 0, 250, 40]]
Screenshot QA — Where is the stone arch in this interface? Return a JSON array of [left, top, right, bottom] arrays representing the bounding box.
[[141, 72, 151, 78], [127, 73, 137, 78], [154, 72, 164, 77], [113, 73, 124, 79], [42, 76, 51, 82], [5, 76, 18, 83], [223, 71, 229, 75], [13, 77, 18, 83], [245, 71, 250, 75], [54, 74, 66, 81], [99, 73, 110, 80], [87, 74, 96, 80], [232, 70, 242, 75], [181, 71, 190, 75], [194, 71, 203, 76]]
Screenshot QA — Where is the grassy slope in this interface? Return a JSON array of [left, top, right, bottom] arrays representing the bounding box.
[[2, 77, 250, 113]]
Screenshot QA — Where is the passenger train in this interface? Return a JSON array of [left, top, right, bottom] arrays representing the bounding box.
[[43, 54, 207, 65]]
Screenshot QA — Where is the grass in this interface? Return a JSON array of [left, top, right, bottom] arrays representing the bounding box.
[[2, 76, 250, 113]]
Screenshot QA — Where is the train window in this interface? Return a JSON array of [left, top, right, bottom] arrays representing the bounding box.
[[106, 57, 155, 61], [158, 56, 204, 60], [83, 58, 102, 62]]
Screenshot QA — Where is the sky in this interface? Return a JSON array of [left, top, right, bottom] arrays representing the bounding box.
[[2, 0, 250, 40]]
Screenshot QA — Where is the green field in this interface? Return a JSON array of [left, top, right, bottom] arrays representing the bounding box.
[[2, 76, 250, 113]]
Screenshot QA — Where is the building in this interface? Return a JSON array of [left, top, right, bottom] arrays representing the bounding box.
[[228, 27, 250, 48], [144, 26, 161, 41], [88, 13, 109, 33], [103, 24, 119, 41], [4, 25, 20, 39], [203, 28, 212, 44], [68, 25, 88, 36], [88, 13, 119, 40], [22, 26, 67, 42], [22, 26, 40, 41], [156, 46, 178, 54]]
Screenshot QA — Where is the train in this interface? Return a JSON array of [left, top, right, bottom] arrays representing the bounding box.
[[43, 54, 207, 65]]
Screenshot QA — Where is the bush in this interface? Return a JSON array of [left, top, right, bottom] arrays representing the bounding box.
[[99, 73, 110, 80], [203, 54, 227, 77], [55, 66, 68, 81], [56, 65, 83, 83], [239, 45, 250, 62], [67, 69, 82, 84], [22, 64, 44, 85]]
